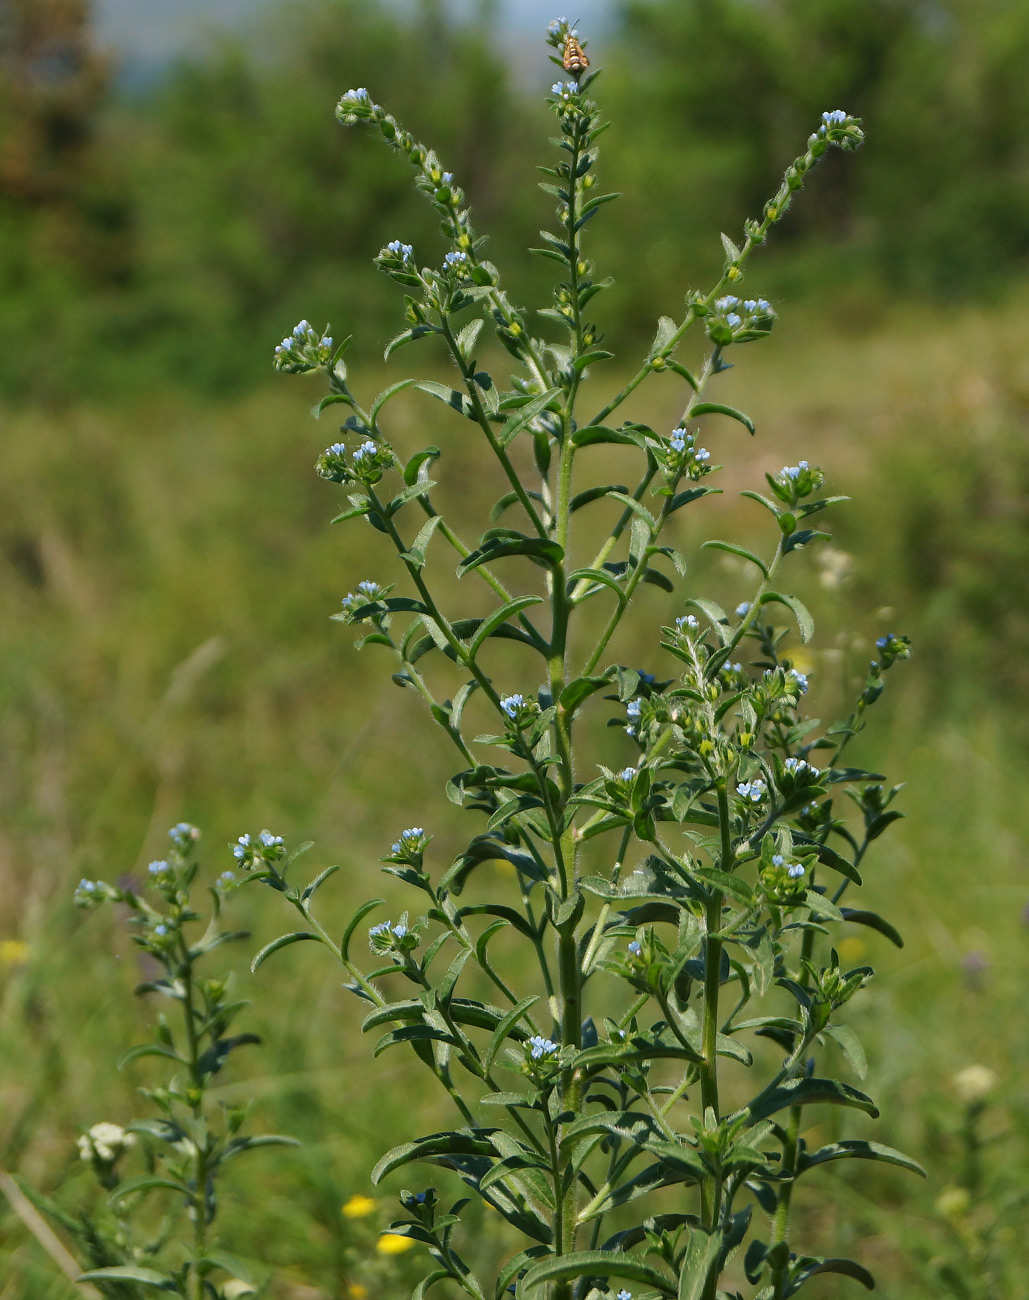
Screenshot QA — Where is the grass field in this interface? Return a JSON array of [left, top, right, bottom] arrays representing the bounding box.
[[1, 287, 1027, 1298]]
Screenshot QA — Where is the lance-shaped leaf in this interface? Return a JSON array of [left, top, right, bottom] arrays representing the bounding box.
[[740, 1076, 880, 1125], [251, 930, 321, 973], [792, 1257, 875, 1291], [414, 379, 476, 419], [372, 1025, 461, 1058], [759, 591, 814, 642], [678, 1228, 722, 1300], [459, 536, 564, 576], [484, 995, 540, 1072], [440, 836, 549, 895], [797, 1138, 926, 1178], [691, 401, 755, 435], [519, 1250, 675, 1298], [840, 908, 904, 948], [107, 1174, 193, 1207], [79, 1267, 178, 1291], [702, 539, 768, 578], [469, 595, 544, 658], [372, 1132, 500, 1183], [340, 898, 386, 963]]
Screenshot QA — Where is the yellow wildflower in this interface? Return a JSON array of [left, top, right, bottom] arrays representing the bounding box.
[[377, 1233, 414, 1255], [342, 1194, 377, 1219], [0, 940, 29, 968], [348, 1285, 368, 1299]]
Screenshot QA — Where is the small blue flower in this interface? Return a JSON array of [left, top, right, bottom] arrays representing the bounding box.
[[442, 172, 453, 185], [617, 1291, 633, 1300], [233, 834, 251, 861], [259, 831, 284, 849], [736, 779, 766, 803], [218, 871, 235, 886], [626, 700, 642, 718], [772, 854, 785, 867], [784, 756, 815, 776], [787, 863, 806, 879], [444, 251, 468, 268], [820, 109, 848, 131], [788, 670, 809, 695], [675, 614, 699, 632], [499, 693, 525, 718], [341, 87, 370, 104], [628, 941, 642, 956], [78, 879, 98, 892], [148, 860, 168, 875], [736, 601, 751, 617], [154, 924, 168, 937], [528, 1035, 558, 1060], [619, 767, 638, 782], [386, 240, 413, 261], [669, 429, 688, 452], [352, 440, 378, 463]]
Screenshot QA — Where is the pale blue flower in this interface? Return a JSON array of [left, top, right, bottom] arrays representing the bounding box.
[[736, 602, 751, 617], [500, 693, 525, 718], [148, 860, 169, 875], [528, 1035, 558, 1059], [628, 941, 641, 956], [445, 251, 468, 268]]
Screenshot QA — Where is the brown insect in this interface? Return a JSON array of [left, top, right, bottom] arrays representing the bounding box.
[[562, 34, 589, 73]]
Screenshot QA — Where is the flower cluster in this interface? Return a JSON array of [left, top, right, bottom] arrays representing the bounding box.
[[769, 458, 825, 503], [658, 427, 713, 482], [315, 437, 395, 487], [704, 295, 777, 347], [499, 693, 540, 729], [368, 914, 419, 957], [232, 830, 286, 872], [336, 86, 380, 125], [814, 109, 864, 152], [376, 239, 421, 287], [385, 827, 429, 867], [273, 320, 334, 374], [736, 777, 766, 804]]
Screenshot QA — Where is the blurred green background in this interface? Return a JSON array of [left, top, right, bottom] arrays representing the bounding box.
[[1, 0, 1027, 1295]]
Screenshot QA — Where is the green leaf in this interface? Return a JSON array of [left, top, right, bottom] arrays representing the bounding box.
[[666, 486, 718, 515], [795, 1257, 875, 1291], [79, 1266, 178, 1290], [798, 1138, 927, 1178], [459, 536, 564, 576], [824, 1023, 868, 1080], [469, 596, 544, 658], [340, 898, 386, 963], [250, 930, 321, 973], [414, 1270, 452, 1300], [519, 1251, 675, 1297], [678, 1228, 721, 1300], [570, 484, 629, 513], [456, 318, 485, 364], [301, 863, 340, 903], [384, 324, 438, 360], [759, 591, 814, 643], [414, 380, 475, 419], [567, 567, 627, 607], [571, 425, 646, 449], [117, 1043, 185, 1071], [560, 674, 613, 717], [721, 232, 742, 263], [401, 515, 444, 570], [651, 314, 678, 355], [840, 908, 904, 948], [372, 1025, 459, 1057], [691, 402, 755, 435], [403, 445, 442, 487], [370, 377, 418, 424], [606, 492, 657, 533], [742, 1076, 879, 1125], [702, 539, 768, 577], [497, 388, 562, 448], [485, 996, 541, 1073], [572, 349, 616, 373], [372, 1132, 499, 1183]]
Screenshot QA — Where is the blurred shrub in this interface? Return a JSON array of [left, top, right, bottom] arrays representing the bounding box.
[[604, 0, 1029, 318]]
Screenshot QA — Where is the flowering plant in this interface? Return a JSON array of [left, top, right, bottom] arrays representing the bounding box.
[[89, 19, 918, 1300]]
